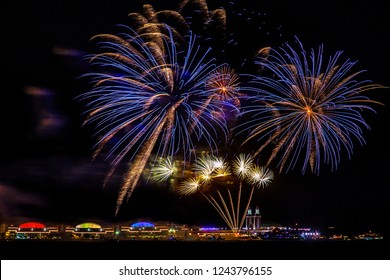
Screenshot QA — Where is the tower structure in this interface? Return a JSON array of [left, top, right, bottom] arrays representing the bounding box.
[[245, 206, 261, 231]]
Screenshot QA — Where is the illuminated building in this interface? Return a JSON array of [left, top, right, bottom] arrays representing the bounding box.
[[255, 226, 321, 240], [245, 206, 261, 230], [356, 231, 383, 240], [114, 221, 188, 240], [0, 219, 327, 240], [73, 222, 111, 239], [5, 222, 57, 239]]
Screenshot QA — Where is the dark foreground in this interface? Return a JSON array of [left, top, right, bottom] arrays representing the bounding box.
[[1, 239, 388, 260]]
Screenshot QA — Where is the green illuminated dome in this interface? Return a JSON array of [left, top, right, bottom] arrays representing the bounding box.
[[75, 222, 101, 229]]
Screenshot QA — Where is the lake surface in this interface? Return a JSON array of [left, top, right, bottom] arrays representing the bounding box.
[[1, 239, 388, 260]]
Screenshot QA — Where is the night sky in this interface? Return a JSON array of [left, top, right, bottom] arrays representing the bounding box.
[[2, 0, 389, 236]]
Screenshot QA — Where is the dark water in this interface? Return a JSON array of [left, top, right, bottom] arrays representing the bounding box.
[[1, 239, 388, 260]]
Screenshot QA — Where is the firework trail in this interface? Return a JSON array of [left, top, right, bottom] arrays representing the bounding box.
[[128, 3, 189, 50], [78, 24, 233, 215], [238, 37, 386, 175], [127, 0, 226, 54], [177, 0, 226, 33], [173, 153, 273, 233]]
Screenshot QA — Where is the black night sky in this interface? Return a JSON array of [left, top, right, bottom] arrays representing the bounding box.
[[1, 0, 389, 237]]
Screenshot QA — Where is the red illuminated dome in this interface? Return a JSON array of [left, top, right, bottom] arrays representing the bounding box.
[[19, 222, 46, 229]]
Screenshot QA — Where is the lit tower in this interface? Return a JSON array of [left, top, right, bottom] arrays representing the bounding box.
[[245, 206, 261, 231], [254, 206, 261, 229]]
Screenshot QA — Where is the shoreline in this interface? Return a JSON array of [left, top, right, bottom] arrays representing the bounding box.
[[1, 239, 388, 260]]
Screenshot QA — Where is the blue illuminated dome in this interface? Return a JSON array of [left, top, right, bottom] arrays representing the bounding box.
[[131, 222, 155, 228]]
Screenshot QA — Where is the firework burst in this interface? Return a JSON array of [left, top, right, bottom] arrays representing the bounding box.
[[179, 177, 201, 196], [239, 37, 386, 175], [247, 164, 274, 188], [232, 153, 254, 179], [175, 153, 273, 233], [78, 25, 233, 215], [150, 157, 177, 182], [206, 65, 241, 102]]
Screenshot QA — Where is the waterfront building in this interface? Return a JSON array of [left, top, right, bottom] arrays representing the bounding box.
[[5, 222, 57, 239], [245, 206, 261, 231], [0, 217, 331, 241], [73, 222, 112, 239]]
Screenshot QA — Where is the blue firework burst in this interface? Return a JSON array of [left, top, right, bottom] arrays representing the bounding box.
[[238, 37, 385, 175], [78, 24, 235, 214]]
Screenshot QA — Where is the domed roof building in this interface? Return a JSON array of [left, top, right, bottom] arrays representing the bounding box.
[[6, 221, 56, 239], [75, 222, 102, 231], [130, 222, 155, 229], [19, 222, 46, 229], [73, 222, 107, 239]]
